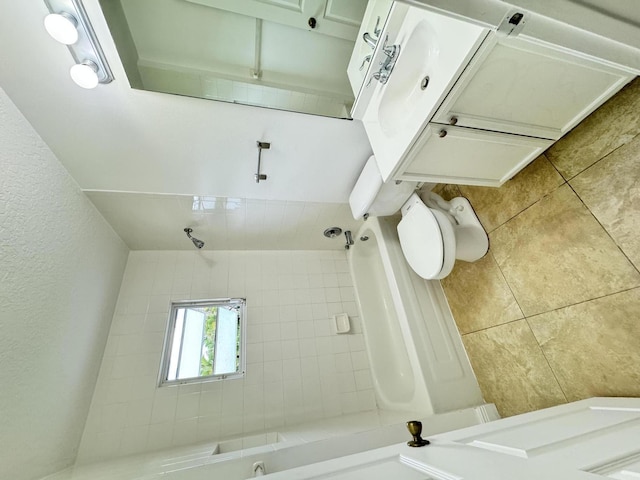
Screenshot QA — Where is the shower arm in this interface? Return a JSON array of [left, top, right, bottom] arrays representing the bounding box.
[[184, 227, 205, 249]]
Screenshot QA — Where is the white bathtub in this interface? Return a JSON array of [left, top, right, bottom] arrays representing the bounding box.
[[56, 410, 492, 480], [349, 216, 484, 413]]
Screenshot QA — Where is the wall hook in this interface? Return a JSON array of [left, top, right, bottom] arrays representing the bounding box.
[[255, 141, 271, 183]]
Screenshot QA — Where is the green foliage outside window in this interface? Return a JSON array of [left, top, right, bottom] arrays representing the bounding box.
[[200, 307, 217, 375]]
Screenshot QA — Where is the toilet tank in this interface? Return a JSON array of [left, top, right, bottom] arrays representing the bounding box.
[[349, 156, 417, 219]]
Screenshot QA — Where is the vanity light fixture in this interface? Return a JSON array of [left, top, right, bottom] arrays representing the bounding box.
[[70, 61, 100, 89], [44, 12, 79, 44], [43, 0, 113, 89]]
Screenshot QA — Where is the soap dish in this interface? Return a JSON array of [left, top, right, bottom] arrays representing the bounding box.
[[333, 313, 351, 334]]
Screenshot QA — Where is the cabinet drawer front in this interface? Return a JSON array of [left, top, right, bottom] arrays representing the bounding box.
[[433, 35, 632, 140], [399, 124, 552, 187]]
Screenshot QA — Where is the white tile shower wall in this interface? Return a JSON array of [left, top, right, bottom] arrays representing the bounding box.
[[77, 250, 375, 463]]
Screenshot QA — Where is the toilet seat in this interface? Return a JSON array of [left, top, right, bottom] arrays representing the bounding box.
[[397, 201, 456, 280], [348, 156, 488, 280]]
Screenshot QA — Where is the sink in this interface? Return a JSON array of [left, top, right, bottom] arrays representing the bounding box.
[[378, 19, 438, 137], [357, 4, 487, 181]]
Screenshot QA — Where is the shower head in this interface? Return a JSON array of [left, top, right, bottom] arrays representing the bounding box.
[[184, 227, 205, 249]]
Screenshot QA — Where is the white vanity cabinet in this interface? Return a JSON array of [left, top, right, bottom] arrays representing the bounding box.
[[392, 33, 633, 187], [432, 35, 633, 141], [351, 0, 640, 188], [399, 124, 552, 185]]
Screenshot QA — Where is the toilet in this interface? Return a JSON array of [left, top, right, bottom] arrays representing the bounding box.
[[349, 156, 488, 279]]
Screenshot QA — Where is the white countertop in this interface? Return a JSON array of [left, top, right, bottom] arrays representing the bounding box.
[[357, 4, 488, 182]]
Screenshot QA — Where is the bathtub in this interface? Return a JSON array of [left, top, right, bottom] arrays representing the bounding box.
[[349, 216, 484, 413], [57, 410, 491, 480]]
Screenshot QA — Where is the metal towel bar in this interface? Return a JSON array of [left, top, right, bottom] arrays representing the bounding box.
[[255, 141, 270, 183]]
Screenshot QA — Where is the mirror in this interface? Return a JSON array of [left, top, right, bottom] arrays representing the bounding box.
[[99, 0, 369, 118]]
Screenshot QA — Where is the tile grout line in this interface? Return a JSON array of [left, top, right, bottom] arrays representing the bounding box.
[[476, 157, 568, 323], [523, 316, 570, 404], [545, 150, 569, 181], [460, 286, 640, 337], [502, 186, 568, 401], [456, 252, 525, 336], [565, 179, 640, 277], [560, 130, 640, 183], [460, 316, 524, 337], [488, 249, 526, 319], [460, 154, 566, 235], [484, 182, 567, 236]]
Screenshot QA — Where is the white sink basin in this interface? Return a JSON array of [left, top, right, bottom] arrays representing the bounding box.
[[359, 4, 487, 181], [378, 19, 438, 137]]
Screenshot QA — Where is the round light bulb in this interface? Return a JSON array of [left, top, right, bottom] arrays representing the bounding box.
[[70, 61, 99, 89], [44, 12, 79, 45]]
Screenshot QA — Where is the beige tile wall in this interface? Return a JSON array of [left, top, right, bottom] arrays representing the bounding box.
[[438, 78, 640, 418]]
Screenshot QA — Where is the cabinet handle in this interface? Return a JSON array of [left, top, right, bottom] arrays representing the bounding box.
[[449, 116, 458, 126], [439, 129, 447, 138]]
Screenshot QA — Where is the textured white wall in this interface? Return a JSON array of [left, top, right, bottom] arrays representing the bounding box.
[[77, 250, 375, 463], [0, 87, 129, 480]]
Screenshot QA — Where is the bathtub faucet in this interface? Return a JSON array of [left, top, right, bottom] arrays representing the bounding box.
[[344, 230, 354, 250]]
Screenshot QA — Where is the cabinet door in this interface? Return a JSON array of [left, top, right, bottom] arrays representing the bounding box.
[[433, 34, 633, 140], [398, 124, 552, 187], [184, 0, 367, 40]]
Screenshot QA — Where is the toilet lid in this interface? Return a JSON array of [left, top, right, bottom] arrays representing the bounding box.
[[397, 202, 455, 279]]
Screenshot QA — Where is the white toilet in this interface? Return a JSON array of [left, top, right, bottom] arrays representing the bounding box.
[[349, 156, 488, 279]]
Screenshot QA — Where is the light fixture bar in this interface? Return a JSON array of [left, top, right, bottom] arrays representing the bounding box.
[[44, 0, 114, 86]]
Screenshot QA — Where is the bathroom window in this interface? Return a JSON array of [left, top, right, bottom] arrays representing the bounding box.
[[159, 298, 246, 386]]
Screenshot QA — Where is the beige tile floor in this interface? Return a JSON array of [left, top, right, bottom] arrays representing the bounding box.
[[438, 77, 640, 418]]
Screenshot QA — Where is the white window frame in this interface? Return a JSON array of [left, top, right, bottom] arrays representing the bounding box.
[[158, 298, 246, 386]]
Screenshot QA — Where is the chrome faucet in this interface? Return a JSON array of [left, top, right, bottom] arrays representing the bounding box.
[[363, 32, 378, 49], [368, 36, 401, 86], [362, 16, 382, 49], [359, 54, 372, 71]]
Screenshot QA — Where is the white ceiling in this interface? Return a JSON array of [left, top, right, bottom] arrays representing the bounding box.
[[0, 0, 374, 250]]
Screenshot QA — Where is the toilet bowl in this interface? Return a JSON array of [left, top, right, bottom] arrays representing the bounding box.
[[349, 156, 488, 279]]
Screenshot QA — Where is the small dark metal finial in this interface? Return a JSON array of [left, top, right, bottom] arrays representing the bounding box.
[[406, 420, 430, 447]]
